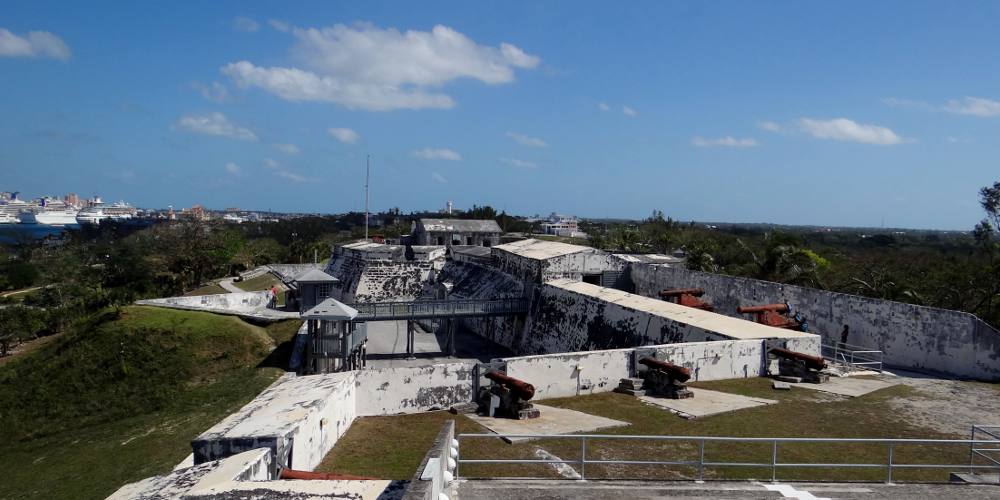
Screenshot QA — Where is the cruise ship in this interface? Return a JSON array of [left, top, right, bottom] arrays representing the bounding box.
[[19, 198, 79, 226], [76, 201, 137, 226], [0, 197, 30, 224]]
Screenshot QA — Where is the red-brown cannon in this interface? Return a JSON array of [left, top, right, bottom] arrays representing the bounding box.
[[659, 288, 714, 311], [737, 303, 806, 331], [770, 347, 826, 371], [638, 357, 692, 383], [485, 370, 535, 401]]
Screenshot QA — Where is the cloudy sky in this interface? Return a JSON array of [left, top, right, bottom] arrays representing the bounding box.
[[2, 1, 999, 229]]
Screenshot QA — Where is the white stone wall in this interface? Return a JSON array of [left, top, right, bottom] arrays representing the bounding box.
[[631, 263, 1000, 380], [355, 361, 476, 416]]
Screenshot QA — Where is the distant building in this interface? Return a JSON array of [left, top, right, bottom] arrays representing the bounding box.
[[410, 218, 502, 247], [541, 213, 587, 238], [64, 193, 80, 207]]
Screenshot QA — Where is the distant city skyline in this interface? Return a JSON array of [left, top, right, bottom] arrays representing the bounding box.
[[2, 1, 1000, 230]]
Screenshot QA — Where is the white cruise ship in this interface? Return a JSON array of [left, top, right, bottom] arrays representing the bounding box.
[[0, 198, 30, 224], [19, 198, 79, 226], [76, 201, 136, 226]]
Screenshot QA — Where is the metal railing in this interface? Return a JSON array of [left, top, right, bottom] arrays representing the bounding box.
[[351, 297, 528, 321], [457, 429, 1000, 482], [971, 425, 1000, 481], [822, 341, 883, 372]]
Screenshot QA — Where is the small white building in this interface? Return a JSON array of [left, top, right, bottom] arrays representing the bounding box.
[[541, 213, 587, 238]]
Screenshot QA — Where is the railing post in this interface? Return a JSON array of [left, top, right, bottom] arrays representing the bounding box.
[[771, 440, 778, 482], [580, 436, 587, 480], [970, 425, 977, 473], [698, 439, 705, 481], [886, 443, 894, 484]]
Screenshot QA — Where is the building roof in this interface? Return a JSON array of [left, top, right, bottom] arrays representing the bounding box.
[[493, 238, 596, 260], [417, 218, 502, 233], [451, 245, 493, 257], [293, 268, 339, 283], [302, 298, 358, 320], [613, 253, 686, 265], [547, 279, 814, 340]]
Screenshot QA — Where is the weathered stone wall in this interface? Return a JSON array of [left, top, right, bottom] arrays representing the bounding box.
[[326, 251, 439, 303], [491, 246, 623, 284], [502, 339, 765, 400], [516, 281, 732, 355], [191, 372, 356, 472], [631, 263, 1000, 380], [354, 362, 476, 416]]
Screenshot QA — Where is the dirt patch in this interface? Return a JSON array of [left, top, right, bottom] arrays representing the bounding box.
[[887, 373, 1000, 436]]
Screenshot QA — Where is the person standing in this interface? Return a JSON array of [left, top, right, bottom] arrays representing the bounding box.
[[269, 285, 278, 309]]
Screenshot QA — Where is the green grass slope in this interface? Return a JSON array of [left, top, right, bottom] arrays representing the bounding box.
[[0, 306, 300, 500]]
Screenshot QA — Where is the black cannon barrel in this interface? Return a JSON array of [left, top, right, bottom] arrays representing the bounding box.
[[638, 357, 692, 382]]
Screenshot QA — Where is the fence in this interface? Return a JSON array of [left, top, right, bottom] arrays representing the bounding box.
[[821, 341, 883, 372], [971, 425, 1000, 480], [458, 429, 1000, 482]]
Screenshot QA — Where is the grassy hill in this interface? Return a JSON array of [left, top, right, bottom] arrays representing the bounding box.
[[0, 306, 300, 500]]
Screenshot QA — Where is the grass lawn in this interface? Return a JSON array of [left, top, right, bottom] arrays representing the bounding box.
[[234, 274, 280, 292], [319, 377, 970, 483], [0, 307, 298, 500], [183, 283, 227, 296]]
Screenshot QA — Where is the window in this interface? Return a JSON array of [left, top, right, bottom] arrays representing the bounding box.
[[467, 236, 473, 245], [437, 236, 444, 245], [318, 284, 332, 298]]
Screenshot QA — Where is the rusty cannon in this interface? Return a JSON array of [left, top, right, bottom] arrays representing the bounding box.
[[479, 370, 540, 420], [769, 347, 829, 384], [737, 303, 809, 332], [659, 288, 714, 311], [630, 357, 693, 399]]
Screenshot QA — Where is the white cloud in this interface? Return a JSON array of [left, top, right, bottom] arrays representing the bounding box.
[[273, 143, 300, 155], [225, 162, 241, 175], [431, 172, 448, 183], [268, 19, 291, 32], [692, 136, 758, 148], [944, 97, 1000, 117], [505, 131, 547, 148], [0, 28, 70, 61], [328, 127, 360, 144], [233, 16, 259, 33], [191, 81, 230, 102], [798, 118, 903, 145], [946, 136, 973, 144], [276, 170, 306, 182], [622, 105, 637, 116], [222, 22, 540, 111], [499, 157, 538, 169], [413, 148, 462, 161], [175, 112, 257, 141], [262, 158, 306, 182], [757, 121, 782, 133], [597, 102, 610, 112]]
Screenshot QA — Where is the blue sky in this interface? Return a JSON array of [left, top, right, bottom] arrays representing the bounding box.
[[1, 1, 999, 229]]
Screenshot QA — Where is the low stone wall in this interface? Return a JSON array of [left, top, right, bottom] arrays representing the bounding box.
[[502, 339, 766, 400], [401, 420, 456, 500], [355, 362, 476, 416], [191, 372, 356, 473], [631, 263, 1000, 380], [135, 292, 300, 321]]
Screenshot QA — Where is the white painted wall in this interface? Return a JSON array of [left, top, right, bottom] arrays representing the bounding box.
[[355, 361, 476, 416], [503, 348, 632, 399]]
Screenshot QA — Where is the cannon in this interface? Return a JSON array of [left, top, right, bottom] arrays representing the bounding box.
[[484, 370, 536, 401], [737, 303, 809, 332], [635, 357, 693, 399], [659, 288, 714, 311], [769, 347, 829, 383], [479, 370, 540, 419]]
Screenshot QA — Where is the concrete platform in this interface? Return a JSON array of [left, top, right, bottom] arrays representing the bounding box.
[[466, 404, 629, 443], [789, 376, 898, 397], [639, 388, 778, 419], [455, 479, 1000, 499]]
